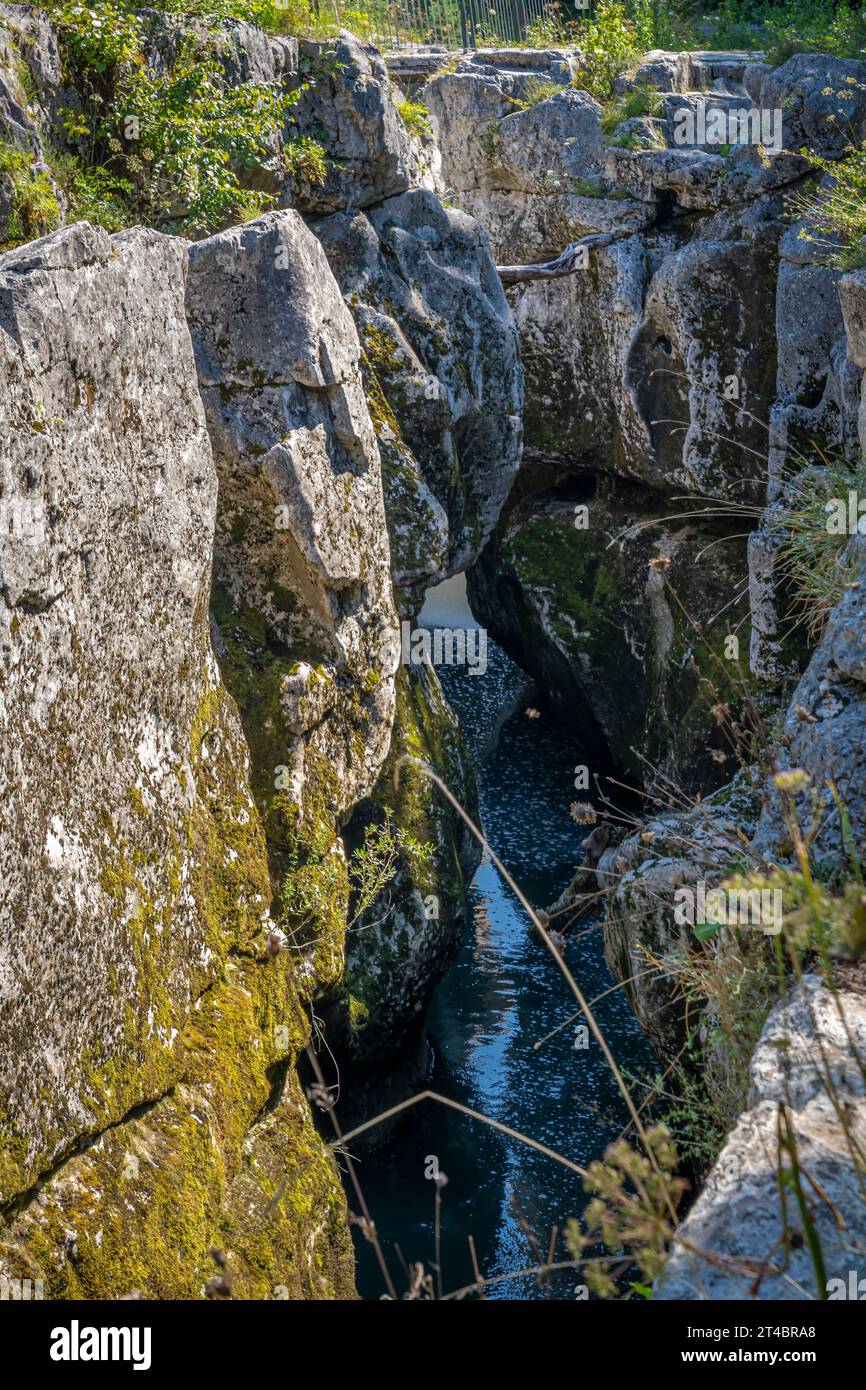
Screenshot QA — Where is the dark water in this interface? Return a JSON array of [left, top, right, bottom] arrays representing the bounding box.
[[345, 577, 654, 1300]]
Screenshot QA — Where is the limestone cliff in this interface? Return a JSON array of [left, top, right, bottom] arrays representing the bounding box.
[[417, 42, 866, 1297], [0, 13, 524, 1297], [424, 46, 866, 784], [0, 221, 356, 1297]]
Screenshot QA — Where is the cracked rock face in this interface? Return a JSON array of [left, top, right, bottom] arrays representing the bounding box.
[[0, 3, 64, 148], [753, 567, 866, 872], [0, 222, 252, 1194], [0, 19, 518, 1298], [333, 662, 481, 1067], [186, 208, 399, 851], [426, 47, 865, 779], [314, 187, 523, 607], [656, 972, 866, 1300], [0, 219, 358, 1298]]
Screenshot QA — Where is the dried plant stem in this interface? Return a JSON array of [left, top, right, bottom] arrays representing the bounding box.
[[334, 1088, 588, 1178], [305, 1044, 398, 1300]]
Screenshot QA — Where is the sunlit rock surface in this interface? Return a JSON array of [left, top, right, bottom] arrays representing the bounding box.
[[656, 973, 866, 1300], [314, 187, 523, 605], [0, 221, 355, 1297]]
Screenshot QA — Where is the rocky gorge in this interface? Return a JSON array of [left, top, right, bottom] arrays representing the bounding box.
[[0, 3, 865, 1304]]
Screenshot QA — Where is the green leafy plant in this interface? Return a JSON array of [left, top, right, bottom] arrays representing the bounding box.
[[277, 809, 432, 934], [347, 813, 433, 923], [109, 60, 294, 232], [793, 136, 866, 270], [707, 0, 866, 62], [478, 120, 500, 159], [396, 98, 431, 140], [46, 0, 145, 72], [566, 1125, 687, 1298], [575, 0, 644, 101], [524, 3, 579, 47], [40, 0, 326, 236], [0, 143, 60, 244], [573, 176, 608, 197], [48, 151, 132, 230]]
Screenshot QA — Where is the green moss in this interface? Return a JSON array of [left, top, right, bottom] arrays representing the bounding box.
[[209, 585, 360, 998], [363, 363, 402, 436], [0, 671, 354, 1299], [333, 664, 477, 1057], [0, 1108, 30, 1205], [362, 323, 403, 375], [505, 511, 624, 650], [347, 992, 370, 1034]]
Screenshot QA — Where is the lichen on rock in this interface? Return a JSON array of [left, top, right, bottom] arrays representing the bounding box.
[[0, 217, 355, 1297]]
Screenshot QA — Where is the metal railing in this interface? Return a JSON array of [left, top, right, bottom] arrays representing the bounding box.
[[319, 0, 560, 51]]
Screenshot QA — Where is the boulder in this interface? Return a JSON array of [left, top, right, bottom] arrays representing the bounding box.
[[656, 972, 866, 1299], [0, 220, 355, 1297], [745, 52, 866, 160], [468, 483, 752, 784], [186, 208, 399, 994], [0, 222, 225, 1193], [313, 187, 523, 600], [292, 30, 416, 212]]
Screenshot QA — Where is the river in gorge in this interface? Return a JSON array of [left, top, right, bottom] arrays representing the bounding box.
[[344, 575, 656, 1301]]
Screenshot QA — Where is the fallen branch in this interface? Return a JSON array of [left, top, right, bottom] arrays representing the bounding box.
[[497, 231, 624, 285]]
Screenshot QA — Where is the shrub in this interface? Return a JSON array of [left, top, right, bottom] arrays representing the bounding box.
[[566, 1125, 687, 1298], [575, 0, 644, 102], [600, 84, 665, 135], [0, 143, 60, 244], [793, 136, 866, 270], [46, 0, 145, 72], [48, 151, 132, 231], [40, 0, 326, 236], [108, 56, 296, 233], [525, 4, 579, 47], [707, 0, 866, 62]]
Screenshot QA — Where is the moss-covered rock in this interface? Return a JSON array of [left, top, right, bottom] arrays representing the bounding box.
[[0, 221, 354, 1297], [469, 476, 752, 785], [327, 662, 480, 1066], [186, 210, 402, 1009]]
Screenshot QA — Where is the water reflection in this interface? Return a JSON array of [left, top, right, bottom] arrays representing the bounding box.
[[344, 576, 654, 1299]]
